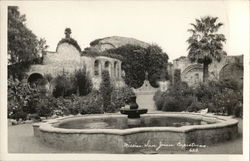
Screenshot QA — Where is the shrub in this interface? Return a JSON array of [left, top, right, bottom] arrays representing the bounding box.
[[153, 79, 243, 117], [153, 90, 162, 102], [213, 88, 241, 116], [52, 68, 93, 98], [153, 90, 165, 110], [218, 79, 239, 91], [8, 78, 40, 120], [195, 80, 243, 117], [153, 82, 194, 112], [161, 96, 193, 112], [173, 69, 181, 84], [233, 99, 243, 118], [35, 91, 104, 117], [79, 90, 104, 114], [36, 98, 54, 118], [186, 101, 205, 112], [53, 72, 74, 98], [72, 68, 92, 96], [8, 77, 57, 120], [161, 96, 180, 111], [155, 96, 165, 111], [194, 81, 218, 107], [52, 97, 72, 115], [181, 96, 194, 110], [44, 73, 53, 83], [111, 86, 135, 110], [64, 95, 80, 115], [100, 70, 113, 112]]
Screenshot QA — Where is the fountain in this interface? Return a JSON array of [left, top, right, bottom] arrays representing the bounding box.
[[120, 95, 148, 127], [33, 97, 239, 153]]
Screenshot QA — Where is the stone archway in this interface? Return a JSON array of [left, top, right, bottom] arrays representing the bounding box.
[[94, 60, 101, 76], [219, 64, 243, 88], [181, 64, 203, 86], [104, 61, 111, 75], [28, 73, 44, 85], [28, 73, 49, 94]]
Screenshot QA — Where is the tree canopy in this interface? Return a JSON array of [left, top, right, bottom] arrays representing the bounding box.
[[146, 45, 169, 87], [8, 6, 47, 80], [107, 44, 169, 88], [187, 16, 227, 82]]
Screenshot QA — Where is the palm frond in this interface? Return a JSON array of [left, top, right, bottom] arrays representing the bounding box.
[[190, 23, 198, 30], [214, 23, 223, 32], [211, 17, 218, 25], [187, 16, 226, 65], [187, 29, 196, 34]]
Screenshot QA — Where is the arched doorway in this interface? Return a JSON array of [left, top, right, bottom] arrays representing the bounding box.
[[28, 73, 48, 94], [219, 64, 243, 89], [28, 73, 44, 86], [104, 61, 111, 75], [94, 60, 101, 76], [181, 64, 203, 86]]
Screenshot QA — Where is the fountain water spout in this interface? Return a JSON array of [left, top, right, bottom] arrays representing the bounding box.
[[120, 95, 148, 127]]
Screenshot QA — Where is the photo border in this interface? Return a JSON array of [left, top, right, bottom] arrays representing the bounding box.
[[0, 1, 249, 161]]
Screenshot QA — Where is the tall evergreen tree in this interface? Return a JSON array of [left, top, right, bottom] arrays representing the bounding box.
[[100, 70, 113, 111]]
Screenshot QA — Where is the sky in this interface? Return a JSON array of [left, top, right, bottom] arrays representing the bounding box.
[[12, 0, 250, 61]]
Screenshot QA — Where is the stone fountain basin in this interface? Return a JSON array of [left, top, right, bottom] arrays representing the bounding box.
[[120, 108, 148, 118], [33, 112, 238, 153]]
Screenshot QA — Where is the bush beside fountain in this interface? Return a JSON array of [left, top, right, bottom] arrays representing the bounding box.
[[8, 70, 135, 122], [154, 80, 243, 117]]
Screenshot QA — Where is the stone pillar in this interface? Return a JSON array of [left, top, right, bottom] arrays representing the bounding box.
[[101, 60, 105, 75], [110, 62, 113, 79], [98, 60, 102, 78], [113, 61, 119, 80], [119, 62, 122, 79]]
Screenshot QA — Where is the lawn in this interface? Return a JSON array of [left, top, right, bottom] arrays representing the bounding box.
[[8, 118, 242, 154]]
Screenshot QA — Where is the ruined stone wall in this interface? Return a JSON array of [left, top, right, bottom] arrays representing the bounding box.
[[172, 55, 243, 86], [172, 57, 203, 86], [208, 55, 243, 81]]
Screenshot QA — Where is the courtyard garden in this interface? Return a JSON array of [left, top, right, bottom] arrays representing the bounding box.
[[7, 6, 243, 154], [7, 65, 243, 154]]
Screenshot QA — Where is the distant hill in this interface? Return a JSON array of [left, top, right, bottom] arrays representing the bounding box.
[[86, 36, 150, 52]]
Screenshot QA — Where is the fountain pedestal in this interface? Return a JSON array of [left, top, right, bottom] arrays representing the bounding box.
[[120, 95, 148, 127]]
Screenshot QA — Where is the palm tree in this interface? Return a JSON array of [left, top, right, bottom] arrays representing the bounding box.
[[187, 16, 227, 82]]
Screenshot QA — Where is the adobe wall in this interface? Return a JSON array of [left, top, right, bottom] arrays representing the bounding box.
[[28, 43, 84, 76], [28, 42, 124, 89]]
